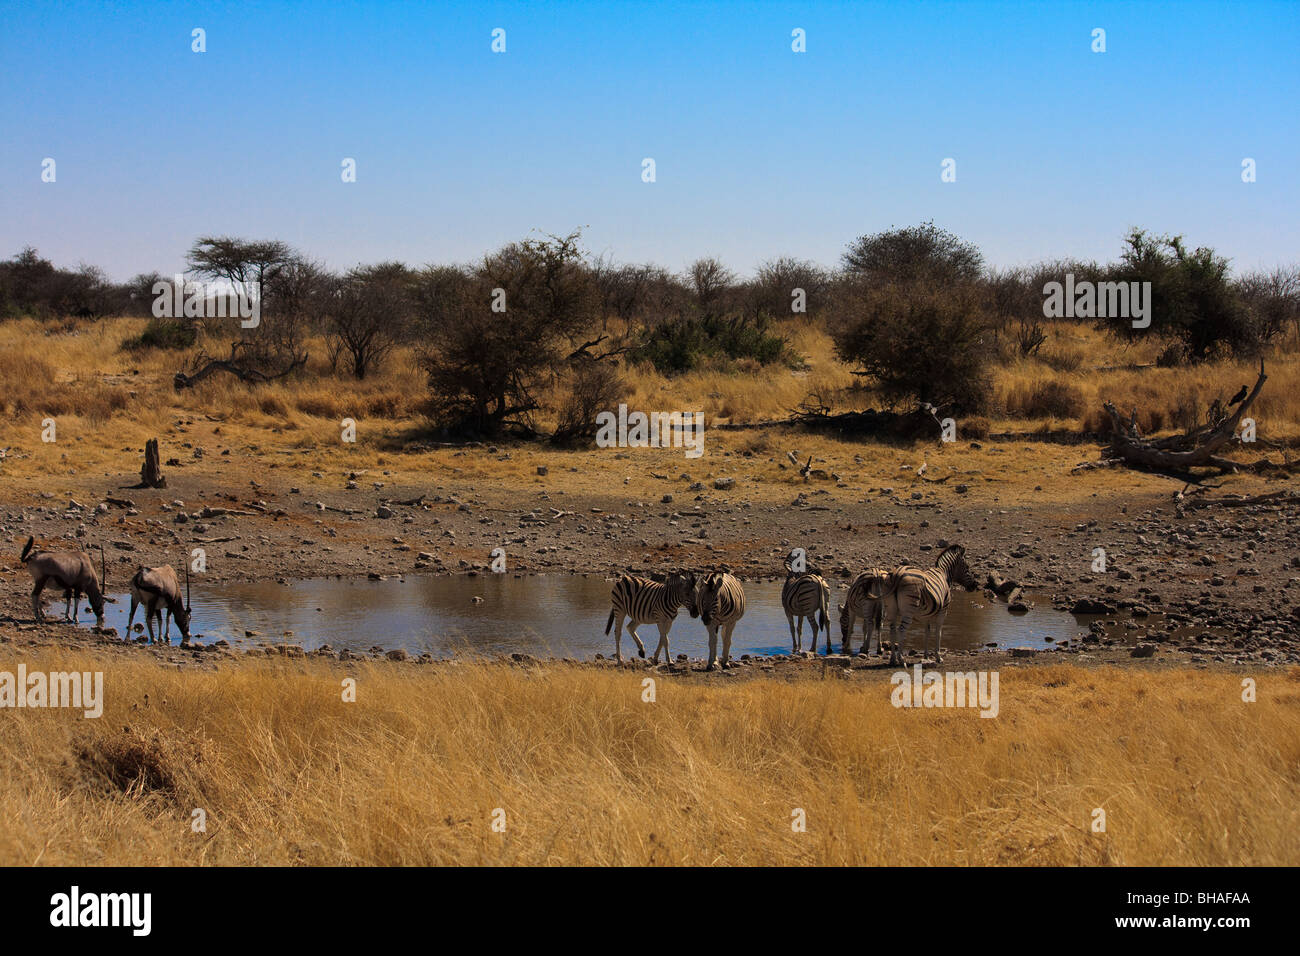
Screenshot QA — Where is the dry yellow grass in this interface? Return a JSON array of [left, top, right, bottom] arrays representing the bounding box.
[[0, 315, 1293, 516], [3, 315, 1297, 441], [2, 649, 1296, 865]]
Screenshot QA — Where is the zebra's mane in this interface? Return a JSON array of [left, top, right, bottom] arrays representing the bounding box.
[[934, 545, 965, 572]]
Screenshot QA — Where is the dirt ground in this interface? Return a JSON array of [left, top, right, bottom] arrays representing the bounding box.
[[2, 425, 1297, 672]]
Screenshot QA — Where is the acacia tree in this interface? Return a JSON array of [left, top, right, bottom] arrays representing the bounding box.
[[828, 283, 993, 414], [842, 221, 984, 288], [327, 262, 412, 379], [1236, 265, 1300, 345], [687, 257, 737, 315], [185, 236, 305, 373], [752, 256, 830, 319], [422, 231, 602, 437]]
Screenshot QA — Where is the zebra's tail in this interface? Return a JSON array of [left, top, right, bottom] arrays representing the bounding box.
[[604, 608, 616, 635], [817, 586, 829, 633], [874, 598, 883, 632]]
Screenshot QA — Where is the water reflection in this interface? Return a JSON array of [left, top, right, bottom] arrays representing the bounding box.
[[94, 574, 1095, 659]]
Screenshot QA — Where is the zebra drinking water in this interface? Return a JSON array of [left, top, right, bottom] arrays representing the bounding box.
[[884, 545, 978, 666]]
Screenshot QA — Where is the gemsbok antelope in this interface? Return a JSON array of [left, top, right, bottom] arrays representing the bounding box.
[[19, 536, 106, 628], [128, 564, 193, 645], [839, 567, 894, 656], [884, 544, 977, 666], [697, 571, 746, 670], [604, 571, 697, 664], [781, 554, 830, 653]]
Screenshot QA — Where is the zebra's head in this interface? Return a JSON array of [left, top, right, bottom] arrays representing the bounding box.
[[667, 570, 698, 618], [936, 544, 978, 591], [784, 549, 816, 577], [697, 572, 729, 624]]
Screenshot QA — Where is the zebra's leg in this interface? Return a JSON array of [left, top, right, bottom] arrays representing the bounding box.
[[841, 609, 854, 656], [164, 608, 172, 645], [627, 623, 647, 659], [786, 612, 798, 652], [932, 610, 947, 665], [862, 611, 873, 657], [720, 622, 735, 668], [145, 607, 157, 645], [705, 625, 719, 670], [613, 614, 625, 663], [891, 617, 909, 667], [651, 621, 671, 664]]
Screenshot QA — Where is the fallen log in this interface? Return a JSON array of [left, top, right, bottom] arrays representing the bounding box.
[[174, 343, 307, 390], [1100, 359, 1266, 476], [1181, 490, 1298, 510]]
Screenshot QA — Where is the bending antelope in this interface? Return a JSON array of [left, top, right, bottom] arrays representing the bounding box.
[[781, 553, 830, 653], [19, 536, 105, 628], [128, 564, 193, 645], [697, 571, 745, 670], [840, 567, 894, 656], [605, 571, 697, 664], [884, 545, 977, 666]]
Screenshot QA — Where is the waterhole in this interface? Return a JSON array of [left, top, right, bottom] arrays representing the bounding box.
[[94, 574, 1100, 659]]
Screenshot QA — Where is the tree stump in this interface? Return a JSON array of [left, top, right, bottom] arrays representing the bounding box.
[[140, 438, 166, 488]]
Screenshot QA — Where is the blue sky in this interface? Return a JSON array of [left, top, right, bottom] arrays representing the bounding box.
[[1, 0, 1296, 280]]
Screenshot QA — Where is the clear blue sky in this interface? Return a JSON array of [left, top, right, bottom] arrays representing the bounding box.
[[1, 0, 1296, 281]]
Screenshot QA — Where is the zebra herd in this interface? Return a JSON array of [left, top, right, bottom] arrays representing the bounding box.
[[605, 544, 978, 670]]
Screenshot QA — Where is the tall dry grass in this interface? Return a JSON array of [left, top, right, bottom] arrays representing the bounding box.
[[2, 315, 1298, 451], [2, 649, 1296, 865]]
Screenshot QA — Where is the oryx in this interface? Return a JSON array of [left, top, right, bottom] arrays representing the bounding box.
[[127, 563, 193, 645], [20, 536, 106, 628]]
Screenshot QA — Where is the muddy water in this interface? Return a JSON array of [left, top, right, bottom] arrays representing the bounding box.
[[96, 574, 1097, 659]]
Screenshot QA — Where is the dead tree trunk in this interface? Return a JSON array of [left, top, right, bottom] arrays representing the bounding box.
[[1101, 360, 1266, 476], [140, 438, 166, 488]]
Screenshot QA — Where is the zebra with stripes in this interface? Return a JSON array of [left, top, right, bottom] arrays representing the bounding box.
[[697, 571, 746, 670], [884, 544, 977, 666], [839, 567, 894, 657], [781, 553, 831, 653], [604, 570, 698, 664]]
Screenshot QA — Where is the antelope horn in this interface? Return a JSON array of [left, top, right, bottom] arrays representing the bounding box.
[[185, 563, 191, 611], [99, 544, 106, 591]]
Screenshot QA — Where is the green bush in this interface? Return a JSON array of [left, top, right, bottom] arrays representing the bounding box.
[[828, 285, 993, 415], [121, 318, 198, 352], [634, 312, 790, 374]]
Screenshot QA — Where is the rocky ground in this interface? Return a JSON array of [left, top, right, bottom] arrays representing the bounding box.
[[3, 453, 1298, 671]]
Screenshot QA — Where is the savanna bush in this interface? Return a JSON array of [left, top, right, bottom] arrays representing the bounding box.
[[827, 284, 993, 415]]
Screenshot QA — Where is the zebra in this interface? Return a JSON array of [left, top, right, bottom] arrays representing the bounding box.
[[781, 554, 830, 653], [883, 544, 977, 666], [697, 571, 746, 670], [604, 571, 698, 664], [839, 567, 894, 656]]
